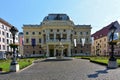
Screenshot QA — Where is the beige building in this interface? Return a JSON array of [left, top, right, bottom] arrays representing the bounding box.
[[23, 14, 92, 57], [91, 21, 120, 56]]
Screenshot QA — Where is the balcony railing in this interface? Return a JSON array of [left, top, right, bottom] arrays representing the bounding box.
[[46, 39, 71, 43]]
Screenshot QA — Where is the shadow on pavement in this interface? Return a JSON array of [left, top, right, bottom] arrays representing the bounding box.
[[87, 68, 109, 78]]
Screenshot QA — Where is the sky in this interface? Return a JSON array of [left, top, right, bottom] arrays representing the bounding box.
[[1, 0, 120, 34]]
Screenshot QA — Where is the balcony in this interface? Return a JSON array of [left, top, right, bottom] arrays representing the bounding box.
[[46, 39, 71, 44]]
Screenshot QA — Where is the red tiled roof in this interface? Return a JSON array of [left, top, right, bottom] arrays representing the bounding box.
[[91, 21, 118, 40]]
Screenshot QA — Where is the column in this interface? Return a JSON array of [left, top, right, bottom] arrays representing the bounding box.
[[48, 33, 50, 41], [46, 45, 49, 57], [61, 49, 63, 57], [41, 35, 43, 45], [54, 32, 56, 41], [68, 45, 71, 56], [61, 33, 62, 38], [54, 46, 56, 56], [67, 30, 70, 41]]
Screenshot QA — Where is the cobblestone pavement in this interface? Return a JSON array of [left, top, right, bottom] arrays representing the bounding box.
[[0, 59, 120, 80]]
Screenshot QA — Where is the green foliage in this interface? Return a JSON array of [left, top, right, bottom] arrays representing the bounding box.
[[0, 58, 38, 72], [18, 59, 33, 69], [0, 60, 11, 72], [9, 43, 19, 48], [81, 56, 120, 66]]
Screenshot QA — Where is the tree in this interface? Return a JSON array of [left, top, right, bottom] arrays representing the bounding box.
[[9, 43, 19, 49]]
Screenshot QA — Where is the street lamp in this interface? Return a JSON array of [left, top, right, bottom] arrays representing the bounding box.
[[108, 25, 118, 68], [10, 26, 19, 72]]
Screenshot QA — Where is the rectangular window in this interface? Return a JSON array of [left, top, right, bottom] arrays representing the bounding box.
[[2, 38, 5, 43], [7, 46, 9, 51], [63, 34, 67, 39], [39, 45, 41, 48], [39, 38, 41, 43], [104, 38, 106, 41], [50, 29, 53, 32], [26, 32, 29, 35], [3, 45, 5, 50], [74, 32, 76, 35], [56, 34, 60, 40], [31, 38, 36, 47], [7, 33, 9, 38], [39, 51, 41, 54], [10, 40, 12, 44], [32, 32, 35, 35], [6, 39, 8, 44], [80, 32, 82, 35], [86, 32, 89, 35], [50, 34, 54, 40], [10, 34, 12, 38], [80, 38, 82, 43], [57, 29, 59, 32], [75, 50, 77, 54], [33, 51, 35, 54], [2, 25, 4, 29], [39, 32, 41, 35], [64, 29, 66, 32], [2, 31, 4, 35], [26, 39, 29, 43], [80, 50, 83, 53]]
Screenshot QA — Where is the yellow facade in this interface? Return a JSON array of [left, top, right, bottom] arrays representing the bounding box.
[[23, 14, 92, 57], [91, 36, 109, 56]]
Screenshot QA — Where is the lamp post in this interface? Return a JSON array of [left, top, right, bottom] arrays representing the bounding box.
[[10, 26, 19, 72], [108, 25, 118, 68]]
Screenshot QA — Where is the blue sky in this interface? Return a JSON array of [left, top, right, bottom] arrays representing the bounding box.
[[1, 0, 120, 34]]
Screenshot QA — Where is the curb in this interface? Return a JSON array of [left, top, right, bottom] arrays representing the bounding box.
[[90, 60, 107, 66], [18, 59, 44, 73]]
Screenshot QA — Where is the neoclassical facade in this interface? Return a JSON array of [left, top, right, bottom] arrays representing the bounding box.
[[23, 14, 92, 57]]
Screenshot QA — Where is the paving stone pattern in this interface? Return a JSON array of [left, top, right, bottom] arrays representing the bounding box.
[[0, 59, 120, 80]]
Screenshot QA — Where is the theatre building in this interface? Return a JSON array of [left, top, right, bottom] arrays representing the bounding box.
[[23, 14, 92, 57]]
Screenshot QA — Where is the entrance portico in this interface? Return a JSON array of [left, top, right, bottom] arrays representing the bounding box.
[[46, 44, 71, 57], [23, 14, 91, 57]]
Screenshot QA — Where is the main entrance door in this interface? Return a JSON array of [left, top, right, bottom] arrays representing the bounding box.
[[64, 49, 68, 57], [50, 49, 54, 57]]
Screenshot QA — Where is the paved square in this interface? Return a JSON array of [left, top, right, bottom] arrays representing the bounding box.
[[0, 59, 120, 80]]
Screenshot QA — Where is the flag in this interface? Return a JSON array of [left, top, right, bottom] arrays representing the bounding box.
[[19, 36, 24, 46], [82, 38, 85, 46], [74, 39, 77, 47]]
